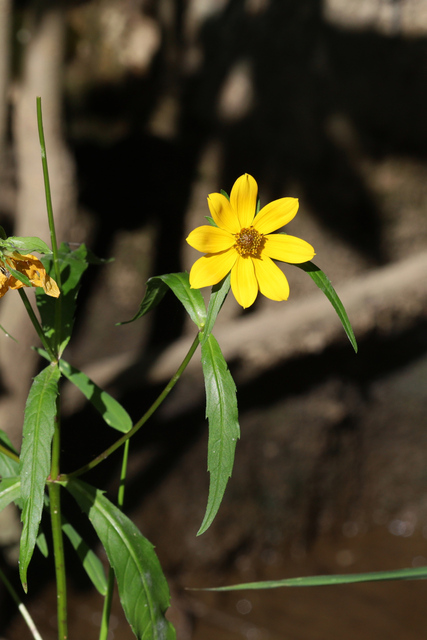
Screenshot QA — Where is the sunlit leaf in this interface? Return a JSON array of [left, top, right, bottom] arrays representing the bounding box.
[[120, 271, 206, 330], [0, 236, 51, 255], [19, 363, 61, 591], [65, 479, 175, 640], [296, 261, 358, 353], [203, 566, 427, 591], [59, 359, 132, 433], [198, 334, 239, 535]]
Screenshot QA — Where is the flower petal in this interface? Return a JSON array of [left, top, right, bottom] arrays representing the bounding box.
[[253, 254, 290, 301], [43, 275, 60, 298], [230, 255, 258, 308], [0, 271, 9, 298], [263, 234, 315, 264], [189, 248, 237, 289], [254, 197, 299, 235], [186, 225, 235, 254], [230, 174, 258, 228], [208, 193, 241, 234]]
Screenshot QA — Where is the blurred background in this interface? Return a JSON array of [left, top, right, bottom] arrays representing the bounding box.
[[2, 0, 427, 638]]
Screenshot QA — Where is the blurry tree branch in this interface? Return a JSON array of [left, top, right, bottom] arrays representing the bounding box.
[[0, 0, 11, 166], [0, 4, 77, 447]]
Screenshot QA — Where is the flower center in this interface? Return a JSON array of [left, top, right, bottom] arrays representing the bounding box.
[[234, 227, 264, 257]]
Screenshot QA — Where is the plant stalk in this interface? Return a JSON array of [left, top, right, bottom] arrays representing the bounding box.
[[64, 332, 200, 479], [49, 395, 67, 640], [36, 97, 62, 356]]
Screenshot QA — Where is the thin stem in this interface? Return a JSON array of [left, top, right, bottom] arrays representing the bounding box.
[[48, 482, 67, 640], [49, 395, 67, 640], [36, 97, 62, 355], [99, 440, 129, 640], [64, 332, 200, 480], [0, 564, 44, 640], [36, 97, 61, 285], [18, 289, 56, 361]]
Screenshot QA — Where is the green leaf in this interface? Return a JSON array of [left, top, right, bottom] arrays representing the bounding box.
[[205, 216, 218, 227], [59, 359, 132, 433], [36, 243, 91, 356], [296, 261, 358, 353], [0, 430, 20, 478], [19, 363, 61, 591], [120, 272, 206, 330], [220, 189, 230, 201], [200, 274, 231, 346], [61, 517, 107, 595], [203, 566, 427, 591], [0, 236, 51, 255], [65, 478, 175, 640], [0, 477, 21, 512], [198, 334, 239, 535], [0, 323, 18, 342], [36, 531, 49, 558]]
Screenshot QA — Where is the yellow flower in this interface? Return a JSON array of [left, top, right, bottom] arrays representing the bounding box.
[[0, 252, 60, 299], [186, 174, 315, 308]]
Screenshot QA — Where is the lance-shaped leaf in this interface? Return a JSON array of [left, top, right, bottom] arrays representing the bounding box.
[[200, 274, 230, 346], [203, 566, 427, 591], [119, 272, 206, 330], [19, 363, 61, 591], [59, 359, 132, 433], [296, 261, 358, 353], [198, 334, 239, 535], [0, 477, 21, 512], [36, 243, 92, 356], [0, 429, 20, 478], [65, 478, 175, 640], [0, 236, 51, 255], [62, 517, 107, 596]]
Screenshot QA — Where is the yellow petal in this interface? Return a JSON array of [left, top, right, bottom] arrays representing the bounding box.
[[230, 255, 258, 308], [43, 274, 60, 298], [263, 234, 315, 264], [207, 193, 241, 234], [8, 277, 25, 290], [230, 174, 258, 228], [254, 197, 299, 235], [0, 271, 9, 297], [189, 248, 237, 289], [186, 225, 235, 254], [253, 254, 290, 301]]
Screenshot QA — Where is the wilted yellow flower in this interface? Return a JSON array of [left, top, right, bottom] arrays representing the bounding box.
[[0, 252, 60, 298], [186, 174, 315, 308]]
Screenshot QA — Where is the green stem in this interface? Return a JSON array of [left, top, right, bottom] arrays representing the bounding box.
[[48, 482, 67, 640], [36, 97, 61, 286], [64, 332, 200, 480], [0, 442, 19, 464], [99, 440, 129, 640], [36, 97, 62, 355], [0, 564, 44, 640], [49, 395, 67, 640], [18, 289, 56, 361]]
